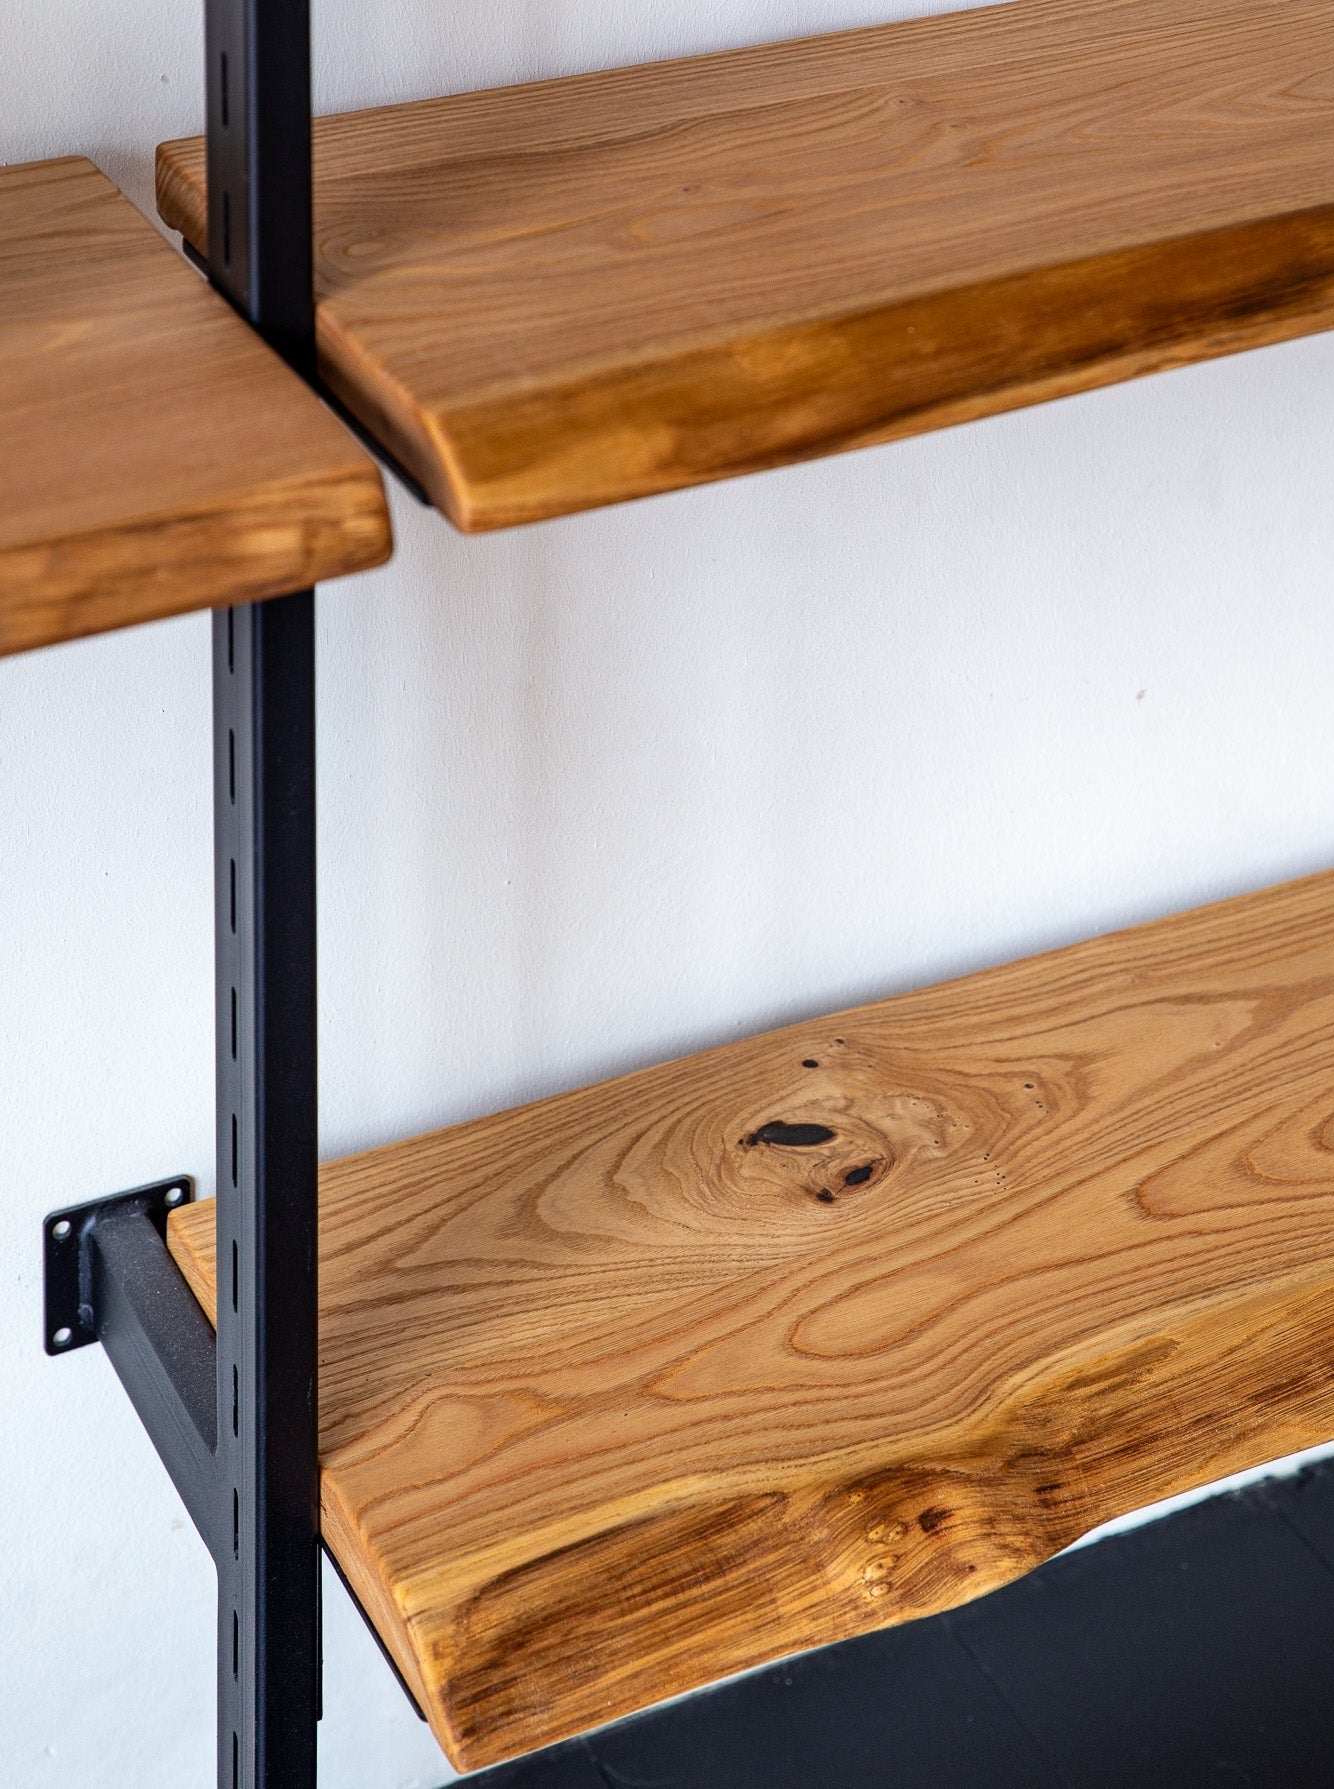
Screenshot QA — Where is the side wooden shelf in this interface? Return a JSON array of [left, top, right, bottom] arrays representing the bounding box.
[[0, 158, 391, 657], [158, 0, 1334, 530], [169, 869, 1334, 1770]]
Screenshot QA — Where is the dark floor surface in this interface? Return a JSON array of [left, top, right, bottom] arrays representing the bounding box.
[[470, 1458, 1334, 1788]]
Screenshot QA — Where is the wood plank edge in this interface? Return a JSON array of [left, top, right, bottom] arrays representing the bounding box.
[[438, 204, 1334, 529], [155, 139, 205, 246], [0, 463, 392, 657], [166, 1206, 216, 1323], [439, 1273, 1334, 1768]]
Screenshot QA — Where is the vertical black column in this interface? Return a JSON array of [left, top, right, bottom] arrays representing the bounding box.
[[205, 2, 319, 1783], [205, 0, 315, 376], [213, 601, 320, 1789], [202, 3, 316, 1774]]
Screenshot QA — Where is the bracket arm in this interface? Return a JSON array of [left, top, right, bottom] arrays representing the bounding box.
[[44, 1180, 221, 1562], [93, 1205, 221, 1557]]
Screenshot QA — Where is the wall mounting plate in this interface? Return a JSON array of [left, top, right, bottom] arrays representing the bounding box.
[[43, 1176, 195, 1355]]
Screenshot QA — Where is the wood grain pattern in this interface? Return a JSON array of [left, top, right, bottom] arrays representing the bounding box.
[[0, 158, 391, 657], [157, 0, 1334, 529], [171, 870, 1334, 1768]]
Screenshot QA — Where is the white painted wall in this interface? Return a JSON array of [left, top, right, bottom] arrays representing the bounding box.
[[6, 2, 1334, 1783]]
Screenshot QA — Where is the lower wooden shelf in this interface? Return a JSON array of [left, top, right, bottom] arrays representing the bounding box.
[[169, 869, 1334, 1770]]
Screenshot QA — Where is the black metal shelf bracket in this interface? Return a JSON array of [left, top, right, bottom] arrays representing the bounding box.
[[44, 1177, 195, 1356], [43, 1179, 225, 1558]]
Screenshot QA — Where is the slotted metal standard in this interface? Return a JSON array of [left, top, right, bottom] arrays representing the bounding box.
[[213, 594, 320, 1789], [44, 5, 323, 1786], [207, 13, 322, 1772]]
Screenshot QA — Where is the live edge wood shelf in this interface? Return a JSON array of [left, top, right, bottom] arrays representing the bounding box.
[[157, 0, 1334, 531], [0, 158, 391, 656], [169, 870, 1334, 1771]]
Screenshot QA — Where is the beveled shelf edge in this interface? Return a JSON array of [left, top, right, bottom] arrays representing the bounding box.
[[0, 462, 392, 656]]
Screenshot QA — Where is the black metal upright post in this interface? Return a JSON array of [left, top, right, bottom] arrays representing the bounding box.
[[205, 0, 315, 376], [42, 8, 323, 1783], [213, 601, 320, 1789], [205, 4, 320, 1787]]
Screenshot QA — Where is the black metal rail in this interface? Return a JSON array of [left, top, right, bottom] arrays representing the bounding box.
[[43, 623, 323, 1789], [207, 5, 321, 1769], [214, 596, 320, 1789], [205, 0, 314, 375], [204, 2, 324, 1777], [44, 6, 324, 1786]]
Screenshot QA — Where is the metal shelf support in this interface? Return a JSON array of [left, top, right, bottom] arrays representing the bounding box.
[[213, 595, 320, 1789], [44, 6, 322, 1786], [205, 4, 321, 1763]]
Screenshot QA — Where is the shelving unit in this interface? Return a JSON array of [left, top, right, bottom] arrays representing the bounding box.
[[16, 0, 1334, 1785]]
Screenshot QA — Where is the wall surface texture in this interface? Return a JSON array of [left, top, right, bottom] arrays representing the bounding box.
[[5, 2, 1334, 1784]]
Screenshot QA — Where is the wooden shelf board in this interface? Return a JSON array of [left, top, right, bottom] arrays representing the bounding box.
[[170, 869, 1334, 1769], [0, 158, 391, 657], [157, 0, 1334, 531]]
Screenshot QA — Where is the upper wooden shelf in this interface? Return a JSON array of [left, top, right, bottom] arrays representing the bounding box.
[[157, 0, 1334, 531], [169, 868, 1334, 1770], [0, 158, 391, 657]]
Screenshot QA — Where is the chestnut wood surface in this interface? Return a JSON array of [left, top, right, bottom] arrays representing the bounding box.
[[0, 158, 391, 656], [170, 870, 1334, 1769], [157, 0, 1334, 530]]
